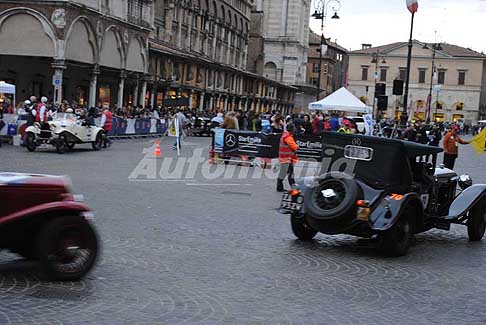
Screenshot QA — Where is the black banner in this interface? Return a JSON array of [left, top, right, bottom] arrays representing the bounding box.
[[219, 130, 323, 161]]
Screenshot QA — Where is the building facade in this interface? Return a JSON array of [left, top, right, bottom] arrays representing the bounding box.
[[0, 0, 153, 107], [247, 0, 312, 110], [0, 0, 296, 113], [307, 30, 348, 100], [147, 0, 296, 113], [347, 41, 486, 123]]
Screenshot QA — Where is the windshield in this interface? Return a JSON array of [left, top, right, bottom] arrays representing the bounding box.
[[54, 113, 77, 122]]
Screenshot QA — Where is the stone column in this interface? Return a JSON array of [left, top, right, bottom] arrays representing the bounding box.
[[212, 23, 218, 59], [133, 78, 139, 107], [199, 92, 204, 111], [223, 96, 229, 111], [150, 82, 157, 108], [117, 70, 126, 108], [209, 94, 214, 112], [231, 97, 236, 111], [89, 66, 100, 108], [52, 60, 66, 105], [177, 9, 183, 48], [189, 89, 194, 109], [215, 94, 221, 111], [140, 79, 147, 107]]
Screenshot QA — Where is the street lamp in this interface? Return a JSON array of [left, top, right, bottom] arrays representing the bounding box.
[[371, 51, 386, 119], [312, 0, 341, 101], [423, 42, 442, 122]]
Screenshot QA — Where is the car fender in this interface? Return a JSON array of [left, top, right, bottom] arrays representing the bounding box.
[[449, 184, 486, 219], [90, 128, 104, 142], [369, 193, 423, 231], [0, 201, 91, 226], [25, 125, 40, 135]]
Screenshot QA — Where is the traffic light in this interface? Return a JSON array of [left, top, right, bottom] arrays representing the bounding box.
[[377, 96, 388, 110], [393, 80, 404, 96], [375, 83, 386, 97]]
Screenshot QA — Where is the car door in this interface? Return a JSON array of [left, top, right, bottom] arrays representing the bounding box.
[[73, 121, 92, 142]]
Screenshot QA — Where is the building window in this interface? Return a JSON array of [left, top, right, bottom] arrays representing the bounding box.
[[313, 63, 320, 73], [399, 68, 407, 81], [380, 68, 387, 82], [418, 69, 426, 83], [456, 102, 464, 110], [438, 70, 446, 84], [127, 0, 147, 25], [311, 77, 319, 86], [361, 67, 368, 81], [458, 71, 466, 85]]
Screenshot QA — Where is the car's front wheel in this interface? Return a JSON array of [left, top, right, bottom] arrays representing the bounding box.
[[379, 212, 413, 257], [291, 214, 318, 241], [92, 132, 103, 150], [66, 142, 76, 150], [36, 217, 98, 281], [467, 197, 486, 241], [25, 132, 37, 152], [55, 136, 67, 154]]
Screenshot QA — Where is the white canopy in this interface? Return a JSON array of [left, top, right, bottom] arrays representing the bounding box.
[[0, 81, 15, 94], [0, 81, 15, 109], [309, 87, 372, 114]]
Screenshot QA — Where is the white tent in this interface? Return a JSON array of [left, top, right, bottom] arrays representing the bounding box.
[[0, 81, 15, 109], [309, 87, 372, 114]]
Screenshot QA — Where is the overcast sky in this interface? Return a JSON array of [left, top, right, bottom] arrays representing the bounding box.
[[309, 0, 486, 53]]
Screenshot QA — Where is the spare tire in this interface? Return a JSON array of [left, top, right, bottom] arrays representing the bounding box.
[[305, 173, 361, 224]]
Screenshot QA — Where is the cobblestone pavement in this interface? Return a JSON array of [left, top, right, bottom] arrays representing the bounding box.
[[1, 137, 486, 324]]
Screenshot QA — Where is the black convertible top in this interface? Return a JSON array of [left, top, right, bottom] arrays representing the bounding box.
[[321, 132, 443, 191]]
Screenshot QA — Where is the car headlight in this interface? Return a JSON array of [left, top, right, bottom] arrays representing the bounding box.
[[458, 174, 472, 190]]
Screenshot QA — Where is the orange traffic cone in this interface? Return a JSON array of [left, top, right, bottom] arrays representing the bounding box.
[[154, 140, 161, 157]]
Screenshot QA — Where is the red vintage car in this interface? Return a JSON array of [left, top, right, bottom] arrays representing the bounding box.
[[0, 173, 98, 281]]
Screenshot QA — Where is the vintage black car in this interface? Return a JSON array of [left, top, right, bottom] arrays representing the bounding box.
[[280, 132, 486, 256]]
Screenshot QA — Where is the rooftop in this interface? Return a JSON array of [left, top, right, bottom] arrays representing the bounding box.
[[350, 40, 486, 58]]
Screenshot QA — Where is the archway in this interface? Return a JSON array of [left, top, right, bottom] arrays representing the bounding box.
[[264, 62, 278, 80]]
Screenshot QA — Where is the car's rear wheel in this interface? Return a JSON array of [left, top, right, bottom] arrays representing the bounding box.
[[26, 132, 37, 152], [92, 132, 103, 150], [36, 217, 98, 281], [291, 214, 318, 241], [379, 212, 413, 257], [467, 197, 486, 241]]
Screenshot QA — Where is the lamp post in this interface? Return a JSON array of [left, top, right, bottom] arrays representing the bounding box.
[[402, 0, 419, 125], [423, 42, 442, 122], [312, 0, 341, 101], [371, 51, 387, 120]]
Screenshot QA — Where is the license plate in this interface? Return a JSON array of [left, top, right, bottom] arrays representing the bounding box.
[[280, 193, 303, 211]]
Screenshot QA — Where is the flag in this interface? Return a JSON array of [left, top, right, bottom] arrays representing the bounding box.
[[168, 118, 180, 138], [425, 94, 431, 120], [470, 128, 486, 155], [406, 0, 418, 13]]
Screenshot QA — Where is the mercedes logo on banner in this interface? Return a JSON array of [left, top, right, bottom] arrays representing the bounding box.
[[225, 134, 237, 147], [352, 138, 362, 146]]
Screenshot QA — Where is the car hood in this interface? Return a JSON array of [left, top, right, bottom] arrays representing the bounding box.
[[0, 172, 69, 189]]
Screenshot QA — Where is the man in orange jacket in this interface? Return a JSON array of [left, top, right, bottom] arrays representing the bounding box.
[[443, 125, 469, 170], [277, 123, 299, 192]]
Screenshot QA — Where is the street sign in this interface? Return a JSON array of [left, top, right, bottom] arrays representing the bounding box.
[[52, 75, 62, 88], [434, 84, 441, 93]]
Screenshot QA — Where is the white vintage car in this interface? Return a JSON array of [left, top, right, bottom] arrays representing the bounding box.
[[25, 113, 105, 153]]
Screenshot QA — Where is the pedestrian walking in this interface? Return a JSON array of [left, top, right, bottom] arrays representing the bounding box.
[[443, 125, 469, 170], [100, 105, 113, 148], [277, 123, 299, 192], [172, 109, 188, 150]]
